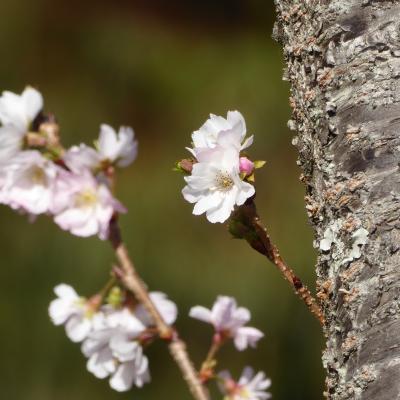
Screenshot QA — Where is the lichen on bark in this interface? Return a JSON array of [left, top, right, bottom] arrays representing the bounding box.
[[273, 0, 400, 399]]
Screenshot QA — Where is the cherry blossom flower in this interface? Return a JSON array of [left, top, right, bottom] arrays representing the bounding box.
[[49, 284, 94, 343], [64, 125, 137, 173], [82, 307, 149, 392], [135, 291, 178, 326], [98, 124, 138, 168], [218, 367, 272, 400], [0, 86, 43, 132], [1, 150, 59, 215], [51, 170, 125, 239], [190, 111, 253, 152], [189, 296, 263, 351], [109, 344, 150, 391], [182, 146, 255, 223]]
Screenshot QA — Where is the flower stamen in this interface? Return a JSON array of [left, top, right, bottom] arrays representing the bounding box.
[[30, 166, 46, 185], [75, 189, 98, 207], [215, 171, 234, 192]]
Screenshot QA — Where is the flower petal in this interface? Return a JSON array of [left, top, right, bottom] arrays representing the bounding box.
[[189, 306, 212, 324]]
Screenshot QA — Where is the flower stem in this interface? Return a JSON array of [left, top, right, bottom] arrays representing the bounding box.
[[98, 276, 117, 298], [199, 334, 224, 382], [109, 217, 209, 400], [229, 198, 325, 326]]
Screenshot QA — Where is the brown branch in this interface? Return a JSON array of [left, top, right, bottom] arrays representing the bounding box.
[[109, 218, 209, 400], [229, 198, 325, 326]]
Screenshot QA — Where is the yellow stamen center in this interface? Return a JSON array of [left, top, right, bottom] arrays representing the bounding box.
[[75, 189, 98, 207], [30, 166, 46, 185], [215, 171, 234, 191]]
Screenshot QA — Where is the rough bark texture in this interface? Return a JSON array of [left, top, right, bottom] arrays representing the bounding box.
[[273, 1, 400, 399]]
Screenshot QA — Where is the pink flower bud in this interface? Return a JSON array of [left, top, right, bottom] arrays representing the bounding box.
[[239, 157, 254, 176]]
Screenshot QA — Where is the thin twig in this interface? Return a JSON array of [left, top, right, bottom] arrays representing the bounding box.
[[199, 335, 224, 382], [252, 216, 325, 325], [202, 340, 221, 369], [109, 218, 209, 400], [229, 199, 325, 326]]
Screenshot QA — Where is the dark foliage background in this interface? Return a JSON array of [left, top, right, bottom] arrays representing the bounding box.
[[0, 1, 323, 399]]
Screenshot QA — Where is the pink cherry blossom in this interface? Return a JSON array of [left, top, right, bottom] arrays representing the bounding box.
[[63, 144, 101, 173], [1, 150, 59, 215], [218, 367, 272, 400], [189, 296, 264, 351], [51, 170, 125, 239]]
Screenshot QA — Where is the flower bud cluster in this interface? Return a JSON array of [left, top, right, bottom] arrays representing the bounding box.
[[49, 284, 177, 392], [180, 111, 265, 223], [0, 87, 137, 239]]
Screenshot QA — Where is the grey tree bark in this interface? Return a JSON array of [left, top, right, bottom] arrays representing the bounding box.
[[273, 1, 400, 399]]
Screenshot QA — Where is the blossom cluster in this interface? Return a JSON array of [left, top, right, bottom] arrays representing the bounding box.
[[1, 86, 272, 398], [190, 296, 271, 399], [49, 284, 177, 392], [0, 87, 137, 239], [180, 111, 264, 223]]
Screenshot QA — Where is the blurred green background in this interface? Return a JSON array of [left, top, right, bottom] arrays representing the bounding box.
[[0, 1, 324, 399]]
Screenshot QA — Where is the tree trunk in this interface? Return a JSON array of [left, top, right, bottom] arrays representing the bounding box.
[[273, 1, 400, 399]]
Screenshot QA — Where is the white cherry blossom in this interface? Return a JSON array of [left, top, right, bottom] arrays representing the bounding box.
[[98, 124, 138, 168], [189, 296, 263, 351], [49, 284, 94, 343], [182, 146, 255, 223], [0, 86, 43, 132], [51, 170, 125, 239], [1, 150, 59, 214], [218, 367, 272, 400], [191, 111, 253, 152], [63, 125, 138, 173], [110, 344, 150, 391], [82, 307, 149, 392]]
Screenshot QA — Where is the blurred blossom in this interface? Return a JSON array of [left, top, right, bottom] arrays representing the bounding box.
[[0, 87, 43, 132], [50, 286, 177, 392], [98, 124, 138, 168], [0, 150, 59, 215], [82, 307, 149, 392], [135, 291, 178, 326], [218, 367, 272, 400], [64, 124, 137, 173], [64, 144, 101, 174], [189, 295, 263, 351], [49, 284, 94, 343], [0, 124, 25, 164], [51, 170, 125, 240]]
